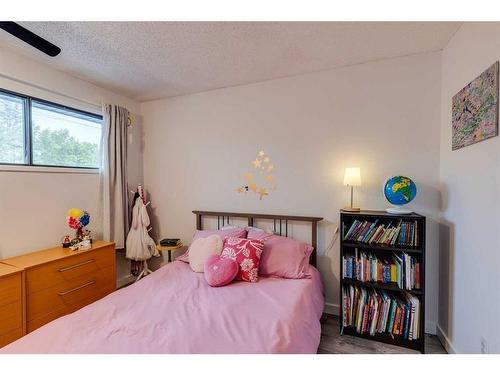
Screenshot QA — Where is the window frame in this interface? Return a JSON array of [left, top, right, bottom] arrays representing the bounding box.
[[0, 87, 103, 170]]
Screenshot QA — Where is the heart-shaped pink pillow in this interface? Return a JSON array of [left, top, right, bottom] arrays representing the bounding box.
[[204, 254, 239, 287]]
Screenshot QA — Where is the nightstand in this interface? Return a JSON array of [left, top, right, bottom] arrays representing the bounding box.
[[155, 243, 184, 263]]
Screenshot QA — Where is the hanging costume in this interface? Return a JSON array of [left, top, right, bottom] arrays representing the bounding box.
[[126, 196, 158, 261]]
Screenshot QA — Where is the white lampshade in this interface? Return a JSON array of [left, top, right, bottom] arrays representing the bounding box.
[[343, 167, 361, 186]]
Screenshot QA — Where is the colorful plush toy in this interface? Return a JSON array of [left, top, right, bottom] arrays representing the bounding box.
[[67, 208, 91, 239]]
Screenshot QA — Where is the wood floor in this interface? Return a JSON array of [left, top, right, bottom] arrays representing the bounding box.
[[319, 315, 447, 354]]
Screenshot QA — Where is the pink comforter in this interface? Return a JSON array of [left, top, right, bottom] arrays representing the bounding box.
[[2, 261, 324, 354]]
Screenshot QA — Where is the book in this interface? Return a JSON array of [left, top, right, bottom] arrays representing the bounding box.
[[343, 250, 420, 290], [343, 220, 359, 239], [362, 220, 379, 242], [403, 302, 411, 339], [344, 219, 420, 247], [342, 286, 421, 340], [390, 264, 397, 282], [387, 299, 397, 334]]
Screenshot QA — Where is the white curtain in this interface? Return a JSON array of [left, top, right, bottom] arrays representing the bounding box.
[[100, 104, 129, 249]]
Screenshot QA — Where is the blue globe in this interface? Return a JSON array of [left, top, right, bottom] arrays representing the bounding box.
[[384, 176, 417, 206]]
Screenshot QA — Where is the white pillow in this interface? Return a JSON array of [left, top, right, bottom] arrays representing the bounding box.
[[246, 226, 265, 232], [188, 234, 223, 272], [221, 225, 239, 230]]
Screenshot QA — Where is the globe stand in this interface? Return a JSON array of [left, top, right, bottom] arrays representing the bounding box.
[[386, 205, 413, 214]]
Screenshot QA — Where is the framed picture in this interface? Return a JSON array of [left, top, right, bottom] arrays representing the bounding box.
[[452, 61, 499, 150]]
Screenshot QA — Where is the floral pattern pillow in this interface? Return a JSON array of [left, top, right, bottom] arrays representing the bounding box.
[[221, 237, 264, 282]]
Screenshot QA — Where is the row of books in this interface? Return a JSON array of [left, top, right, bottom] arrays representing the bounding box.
[[343, 219, 420, 247], [342, 285, 421, 340], [342, 249, 421, 290]]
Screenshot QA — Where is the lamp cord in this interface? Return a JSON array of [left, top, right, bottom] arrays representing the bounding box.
[[324, 226, 340, 255]]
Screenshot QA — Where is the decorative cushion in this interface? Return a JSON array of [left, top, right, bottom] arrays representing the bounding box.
[[247, 229, 313, 279], [188, 235, 223, 272], [204, 254, 239, 287], [177, 227, 247, 264], [221, 237, 264, 282]]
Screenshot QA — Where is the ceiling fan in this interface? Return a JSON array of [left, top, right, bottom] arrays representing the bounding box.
[[0, 21, 61, 57]]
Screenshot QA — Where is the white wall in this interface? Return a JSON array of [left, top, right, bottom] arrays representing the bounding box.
[[141, 51, 442, 332], [0, 47, 142, 286], [438, 23, 500, 354]]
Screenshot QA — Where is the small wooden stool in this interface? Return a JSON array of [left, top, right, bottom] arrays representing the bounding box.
[[155, 243, 184, 263]]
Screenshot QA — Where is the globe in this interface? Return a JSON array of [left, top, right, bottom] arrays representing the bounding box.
[[384, 176, 417, 212]]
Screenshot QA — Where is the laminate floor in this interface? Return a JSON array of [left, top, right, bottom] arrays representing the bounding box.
[[319, 315, 447, 354]]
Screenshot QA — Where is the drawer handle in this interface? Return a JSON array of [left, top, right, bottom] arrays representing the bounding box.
[[58, 280, 96, 296], [58, 259, 95, 272]]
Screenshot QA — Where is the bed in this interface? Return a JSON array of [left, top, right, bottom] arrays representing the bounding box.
[[1, 211, 324, 354]]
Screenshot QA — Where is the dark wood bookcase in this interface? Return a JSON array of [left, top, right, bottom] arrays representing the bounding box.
[[339, 210, 426, 353]]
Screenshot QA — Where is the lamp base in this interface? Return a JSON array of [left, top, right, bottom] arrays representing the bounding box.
[[342, 207, 361, 212]]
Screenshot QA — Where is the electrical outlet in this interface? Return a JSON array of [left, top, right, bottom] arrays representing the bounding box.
[[481, 336, 488, 354]]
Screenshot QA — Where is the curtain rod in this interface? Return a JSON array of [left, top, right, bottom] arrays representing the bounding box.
[[0, 72, 102, 110], [0, 72, 136, 126]]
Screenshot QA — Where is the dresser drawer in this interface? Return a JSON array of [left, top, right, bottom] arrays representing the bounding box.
[[27, 265, 115, 324], [0, 273, 22, 307], [0, 301, 23, 336], [0, 327, 23, 348], [26, 246, 114, 294]]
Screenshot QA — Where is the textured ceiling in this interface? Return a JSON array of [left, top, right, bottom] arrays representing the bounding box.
[[0, 22, 461, 102]]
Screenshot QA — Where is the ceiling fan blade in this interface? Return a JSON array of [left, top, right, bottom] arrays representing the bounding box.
[[0, 21, 61, 57]]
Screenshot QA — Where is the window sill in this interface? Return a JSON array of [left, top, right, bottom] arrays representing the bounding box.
[[0, 164, 100, 174]]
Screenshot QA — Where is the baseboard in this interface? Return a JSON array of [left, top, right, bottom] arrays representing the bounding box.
[[324, 302, 339, 316], [425, 320, 437, 335], [117, 274, 135, 289], [436, 324, 457, 354]]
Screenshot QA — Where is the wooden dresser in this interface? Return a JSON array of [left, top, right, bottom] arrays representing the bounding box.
[[0, 263, 24, 347], [2, 241, 116, 334]]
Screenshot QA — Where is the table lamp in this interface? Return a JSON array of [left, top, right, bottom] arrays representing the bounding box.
[[343, 167, 361, 212]]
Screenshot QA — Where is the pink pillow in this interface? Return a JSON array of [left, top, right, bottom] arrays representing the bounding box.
[[188, 235, 223, 272], [204, 254, 239, 287], [177, 227, 247, 264], [221, 237, 264, 282], [247, 229, 313, 279]]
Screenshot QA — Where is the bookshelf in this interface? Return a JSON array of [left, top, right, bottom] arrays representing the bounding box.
[[339, 210, 426, 353]]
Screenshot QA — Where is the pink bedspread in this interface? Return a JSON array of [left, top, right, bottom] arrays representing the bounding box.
[[2, 261, 324, 354]]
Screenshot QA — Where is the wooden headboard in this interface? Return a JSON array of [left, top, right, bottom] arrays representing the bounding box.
[[192, 211, 323, 267]]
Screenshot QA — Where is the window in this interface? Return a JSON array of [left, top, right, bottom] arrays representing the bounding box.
[[0, 88, 102, 169], [0, 91, 26, 164], [31, 101, 102, 168]]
